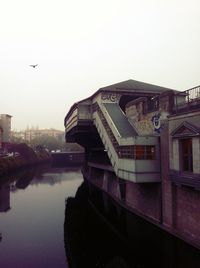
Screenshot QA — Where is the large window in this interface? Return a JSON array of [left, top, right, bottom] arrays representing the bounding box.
[[180, 138, 193, 172], [118, 145, 156, 159], [135, 145, 156, 160]]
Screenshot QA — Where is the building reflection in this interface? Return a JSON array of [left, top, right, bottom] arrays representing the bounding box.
[[0, 164, 82, 215], [0, 184, 10, 212], [15, 169, 36, 189], [64, 182, 200, 268], [0, 168, 41, 213]]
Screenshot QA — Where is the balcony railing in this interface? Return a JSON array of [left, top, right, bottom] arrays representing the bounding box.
[[173, 85, 200, 113]]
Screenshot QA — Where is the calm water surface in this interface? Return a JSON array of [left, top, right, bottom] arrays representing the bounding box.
[[1, 165, 200, 268], [0, 165, 83, 268]]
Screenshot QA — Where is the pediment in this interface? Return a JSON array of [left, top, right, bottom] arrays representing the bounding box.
[[171, 121, 200, 138]]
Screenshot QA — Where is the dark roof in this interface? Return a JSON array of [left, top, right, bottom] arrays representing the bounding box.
[[64, 79, 178, 124], [99, 79, 177, 94]]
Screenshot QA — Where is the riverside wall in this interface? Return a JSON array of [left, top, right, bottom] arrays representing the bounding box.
[[82, 163, 200, 251]]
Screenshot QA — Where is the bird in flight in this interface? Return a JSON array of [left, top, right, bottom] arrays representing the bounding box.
[[29, 64, 38, 68]]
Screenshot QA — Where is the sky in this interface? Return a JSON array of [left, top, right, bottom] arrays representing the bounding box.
[[0, 0, 200, 131]]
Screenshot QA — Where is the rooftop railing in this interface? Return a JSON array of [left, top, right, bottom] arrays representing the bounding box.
[[186, 85, 200, 101], [173, 85, 200, 113]]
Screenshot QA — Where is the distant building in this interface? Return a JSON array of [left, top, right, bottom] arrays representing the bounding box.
[[12, 128, 64, 143], [24, 128, 41, 142], [0, 114, 12, 149], [11, 130, 25, 141]]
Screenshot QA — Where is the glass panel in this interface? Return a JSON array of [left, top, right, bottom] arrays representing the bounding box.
[[135, 145, 145, 159]]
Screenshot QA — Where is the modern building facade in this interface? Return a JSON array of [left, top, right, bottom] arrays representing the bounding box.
[[64, 79, 200, 249]]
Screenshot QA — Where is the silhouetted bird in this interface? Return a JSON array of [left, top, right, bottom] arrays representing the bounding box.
[[29, 64, 38, 68]]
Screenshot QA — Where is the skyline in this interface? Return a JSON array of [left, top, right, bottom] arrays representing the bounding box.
[[1, 0, 200, 130]]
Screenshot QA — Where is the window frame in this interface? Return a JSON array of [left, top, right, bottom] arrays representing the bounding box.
[[179, 138, 193, 173]]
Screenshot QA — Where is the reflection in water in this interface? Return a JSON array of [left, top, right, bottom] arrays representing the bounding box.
[[0, 165, 82, 216], [0, 165, 49, 192], [64, 182, 200, 268], [0, 184, 10, 212], [0, 164, 83, 268], [1, 164, 200, 268], [15, 169, 36, 189], [0, 164, 82, 190], [31, 167, 82, 186], [0, 164, 82, 215]]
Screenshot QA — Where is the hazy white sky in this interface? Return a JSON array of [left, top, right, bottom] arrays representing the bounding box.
[[1, 0, 200, 130]]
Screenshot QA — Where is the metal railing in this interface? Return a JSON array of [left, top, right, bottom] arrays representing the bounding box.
[[174, 85, 200, 113], [187, 85, 200, 101]]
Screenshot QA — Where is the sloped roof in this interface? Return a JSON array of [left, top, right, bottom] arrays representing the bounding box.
[[65, 79, 178, 123], [99, 79, 176, 94]]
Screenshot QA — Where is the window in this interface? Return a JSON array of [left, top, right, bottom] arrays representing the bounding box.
[[118, 146, 135, 159], [180, 138, 193, 172], [118, 145, 156, 159], [135, 145, 156, 160], [145, 96, 159, 113]]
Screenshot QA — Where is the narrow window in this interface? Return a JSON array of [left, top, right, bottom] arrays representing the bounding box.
[[180, 138, 193, 172]]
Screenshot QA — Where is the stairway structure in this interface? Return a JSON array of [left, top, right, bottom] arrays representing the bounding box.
[[64, 79, 175, 183], [64, 80, 200, 250]]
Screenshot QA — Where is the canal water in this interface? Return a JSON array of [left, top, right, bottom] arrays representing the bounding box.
[[0, 164, 83, 268], [0, 164, 200, 268]]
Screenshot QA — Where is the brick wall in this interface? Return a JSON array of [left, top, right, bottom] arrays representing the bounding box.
[[126, 180, 161, 222], [176, 186, 200, 242]]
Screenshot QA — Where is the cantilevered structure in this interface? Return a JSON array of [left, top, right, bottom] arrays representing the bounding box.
[[65, 79, 200, 249], [64, 79, 177, 183]]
